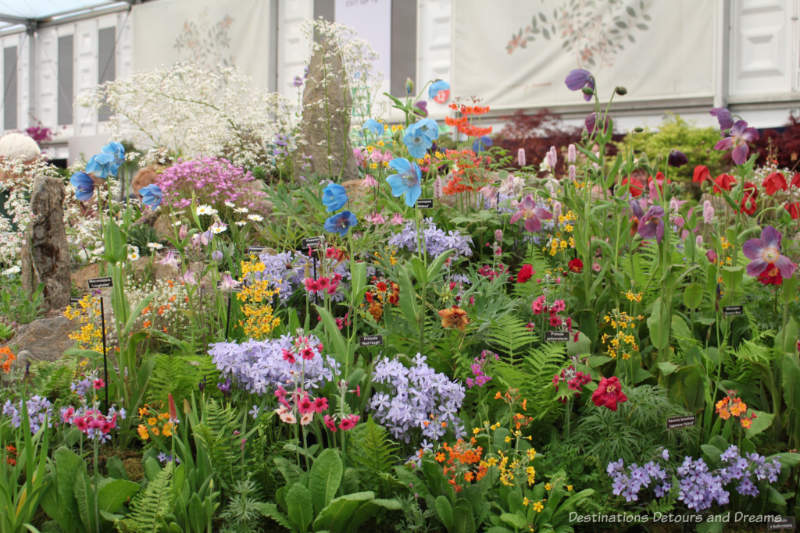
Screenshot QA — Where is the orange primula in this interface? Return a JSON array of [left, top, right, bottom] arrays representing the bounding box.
[[715, 391, 756, 428], [0, 346, 16, 373]]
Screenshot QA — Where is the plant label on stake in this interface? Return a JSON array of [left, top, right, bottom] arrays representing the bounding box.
[[88, 277, 113, 409], [722, 305, 743, 317], [768, 516, 795, 531], [359, 335, 383, 346], [246, 246, 265, 256], [545, 331, 569, 342], [415, 199, 434, 209], [666, 415, 696, 429], [302, 236, 323, 250]]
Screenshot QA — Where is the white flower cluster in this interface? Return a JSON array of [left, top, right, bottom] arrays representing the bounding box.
[[80, 62, 296, 170], [0, 133, 41, 163]]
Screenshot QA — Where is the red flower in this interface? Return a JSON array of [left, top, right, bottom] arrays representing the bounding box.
[[757, 263, 783, 286], [649, 172, 669, 193], [591, 376, 628, 411], [785, 202, 800, 219], [568, 258, 583, 273], [692, 165, 710, 184], [93, 379, 105, 390], [621, 176, 644, 197], [739, 181, 758, 216], [516, 264, 534, 283], [313, 397, 329, 413], [763, 171, 787, 195], [323, 415, 337, 432], [339, 414, 359, 431], [713, 174, 736, 193], [791, 173, 800, 188]]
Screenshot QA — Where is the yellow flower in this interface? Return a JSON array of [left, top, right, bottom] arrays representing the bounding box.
[[504, 436, 511, 443], [137, 424, 149, 440], [533, 500, 544, 512], [545, 483, 552, 491], [567, 485, 573, 491], [147, 417, 158, 426]]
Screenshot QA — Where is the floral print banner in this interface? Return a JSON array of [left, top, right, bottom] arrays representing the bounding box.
[[453, 0, 715, 110]]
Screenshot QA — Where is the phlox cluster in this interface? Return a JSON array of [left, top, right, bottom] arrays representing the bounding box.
[[388, 218, 473, 258], [209, 334, 339, 395], [3, 396, 52, 434], [370, 354, 465, 443]]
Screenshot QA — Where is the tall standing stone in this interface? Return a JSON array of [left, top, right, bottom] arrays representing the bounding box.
[[20, 176, 70, 311], [295, 34, 358, 182]]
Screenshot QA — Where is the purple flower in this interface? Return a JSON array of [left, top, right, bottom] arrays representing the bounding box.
[[324, 211, 357, 237], [713, 119, 759, 165], [510, 195, 552, 232], [630, 201, 665, 243], [388, 218, 472, 258], [667, 150, 687, 167], [211, 250, 224, 262], [370, 353, 465, 444], [710, 107, 733, 130], [565, 69, 594, 101], [742, 226, 797, 280], [293, 75, 303, 88]]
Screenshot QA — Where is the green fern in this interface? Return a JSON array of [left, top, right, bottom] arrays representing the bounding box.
[[146, 354, 219, 405], [192, 398, 239, 490], [486, 315, 537, 362], [349, 416, 399, 475], [492, 343, 565, 421], [512, 244, 550, 300], [116, 461, 174, 533]]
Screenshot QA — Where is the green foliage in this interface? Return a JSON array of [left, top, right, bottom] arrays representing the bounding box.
[[0, 278, 44, 324], [347, 416, 399, 478], [613, 114, 727, 180], [146, 354, 218, 405], [116, 460, 174, 533], [125, 224, 161, 256], [218, 478, 265, 533], [492, 343, 565, 422]]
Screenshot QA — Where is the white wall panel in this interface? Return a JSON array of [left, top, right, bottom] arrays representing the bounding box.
[[417, 0, 451, 118], [277, 0, 313, 100]]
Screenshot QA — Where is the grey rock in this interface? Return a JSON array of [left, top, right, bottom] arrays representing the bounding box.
[[4, 316, 78, 364], [20, 176, 71, 311]]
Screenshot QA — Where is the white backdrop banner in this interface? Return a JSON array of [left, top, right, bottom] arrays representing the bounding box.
[[452, 0, 715, 109], [132, 0, 272, 88]]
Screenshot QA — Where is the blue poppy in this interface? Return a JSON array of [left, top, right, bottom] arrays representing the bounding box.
[[402, 119, 439, 159], [70, 171, 95, 201], [324, 210, 357, 237], [564, 69, 594, 102], [139, 184, 162, 209], [386, 158, 422, 207], [472, 135, 493, 153], [362, 119, 384, 136], [322, 183, 348, 212], [85, 151, 116, 178], [428, 79, 450, 104]]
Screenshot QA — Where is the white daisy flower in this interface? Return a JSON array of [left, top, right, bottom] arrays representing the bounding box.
[[235, 221, 247, 227], [197, 205, 217, 216], [210, 222, 228, 234], [224, 201, 236, 208], [172, 220, 182, 227], [234, 207, 249, 214], [128, 251, 140, 261], [247, 214, 263, 222], [146, 242, 164, 250]]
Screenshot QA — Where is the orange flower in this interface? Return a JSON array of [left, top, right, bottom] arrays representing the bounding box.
[[438, 306, 469, 331], [0, 346, 15, 373], [740, 417, 752, 429], [137, 424, 149, 440], [435, 452, 446, 462], [729, 398, 747, 417], [143, 320, 152, 328]]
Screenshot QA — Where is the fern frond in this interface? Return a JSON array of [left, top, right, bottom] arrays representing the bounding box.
[[349, 416, 399, 475], [486, 315, 537, 362], [116, 462, 174, 533], [492, 343, 565, 421]]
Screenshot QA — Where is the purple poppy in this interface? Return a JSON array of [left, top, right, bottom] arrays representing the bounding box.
[[713, 119, 759, 165], [667, 150, 688, 167], [630, 200, 664, 243], [510, 195, 552, 232], [710, 107, 733, 130], [565, 69, 594, 101], [742, 226, 797, 280]]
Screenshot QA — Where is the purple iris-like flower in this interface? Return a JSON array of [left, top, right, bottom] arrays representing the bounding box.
[[710, 107, 733, 130], [713, 119, 759, 165], [631, 200, 665, 243], [510, 195, 552, 232], [565, 69, 594, 101], [742, 226, 797, 279], [414, 100, 428, 117]]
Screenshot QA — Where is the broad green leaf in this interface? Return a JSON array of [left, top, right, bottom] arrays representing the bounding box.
[[434, 495, 454, 531], [310, 449, 343, 513], [313, 491, 375, 532], [745, 410, 774, 438], [683, 283, 703, 308], [286, 483, 313, 533]]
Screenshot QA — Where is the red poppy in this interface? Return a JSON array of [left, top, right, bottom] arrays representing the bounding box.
[[757, 263, 783, 286], [516, 264, 534, 283], [791, 173, 800, 188], [713, 174, 736, 193], [591, 376, 628, 411], [763, 172, 787, 195], [649, 171, 669, 192], [621, 176, 644, 197], [692, 165, 710, 184], [785, 202, 800, 219], [568, 258, 583, 273], [740, 193, 757, 216]]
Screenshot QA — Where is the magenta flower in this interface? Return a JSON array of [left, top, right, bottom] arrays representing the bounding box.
[[714, 120, 759, 165], [742, 226, 797, 280], [511, 195, 552, 232], [710, 107, 733, 130], [630, 200, 664, 243]]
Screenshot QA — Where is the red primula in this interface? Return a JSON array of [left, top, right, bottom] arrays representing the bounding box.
[[763, 171, 788, 196], [591, 376, 628, 411]]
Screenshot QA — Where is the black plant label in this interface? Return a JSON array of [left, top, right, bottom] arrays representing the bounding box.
[[87, 277, 113, 289]]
